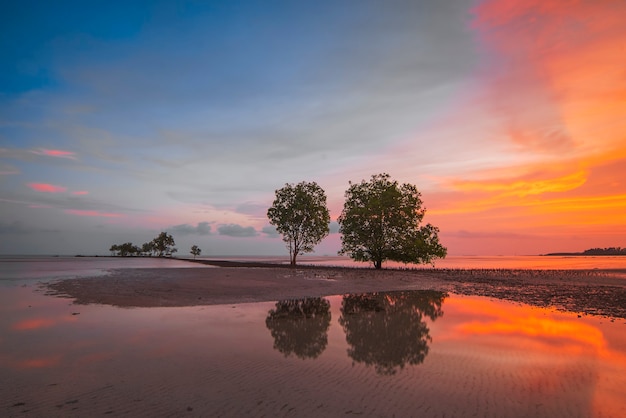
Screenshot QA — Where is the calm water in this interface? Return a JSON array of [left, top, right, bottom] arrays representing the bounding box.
[[203, 254, 626, 270], [1, 285, 625, 417], [0, 256, 214, 283], [2, 256, 626, 416], [1, 255, 625, 284]]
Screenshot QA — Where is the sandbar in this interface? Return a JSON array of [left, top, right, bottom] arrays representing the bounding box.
[[44, 260, 626, 318]]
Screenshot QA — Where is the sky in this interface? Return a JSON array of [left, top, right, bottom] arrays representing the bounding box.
[[1, 0, 625, 256]]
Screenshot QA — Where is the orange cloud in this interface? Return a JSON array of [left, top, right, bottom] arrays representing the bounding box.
[[31, 148, 77, 159], [71, 190, 89, 195], [64, 209, 123, 218], [449, 169, 587, 197], [424, 1, 626, 254], [27, 183, 67, 193]]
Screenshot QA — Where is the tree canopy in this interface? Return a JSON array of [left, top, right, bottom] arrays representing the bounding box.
[[338, 173, 446, 269], [109, 232, 176, 257], [190, 245, 201, 259], [267, 181, 330, 265], [152, 231, 176, 257]]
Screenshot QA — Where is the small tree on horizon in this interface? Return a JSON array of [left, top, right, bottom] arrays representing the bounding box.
[[338, 173, 446, 269], [267, 181, 331, 266], [190, 245, 201, 259]]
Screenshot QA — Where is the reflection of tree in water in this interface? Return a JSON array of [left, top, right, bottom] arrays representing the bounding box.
[[265, 297, 331, 359], [339, 290, 447, 375]]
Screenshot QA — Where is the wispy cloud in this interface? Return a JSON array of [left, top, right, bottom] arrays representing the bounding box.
[[27, 183, 67, 193], [63, 209, 123, 218], [0, 220, 59, 235], [71, 191, 89, 195], [31, 148, 77, 159], [0, 163, 20, 175]]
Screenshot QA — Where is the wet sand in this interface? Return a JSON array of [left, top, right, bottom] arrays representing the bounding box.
[[45, 260, 626, 318]]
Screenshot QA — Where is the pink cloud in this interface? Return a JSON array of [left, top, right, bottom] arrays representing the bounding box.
[[72, 191, 89, 195], [31, 148, 77, 159], [64, 209, 123, 218], [27, 183, 67, 193]]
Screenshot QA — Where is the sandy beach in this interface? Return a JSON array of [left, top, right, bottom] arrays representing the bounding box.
[[45, 260, 626, 318]]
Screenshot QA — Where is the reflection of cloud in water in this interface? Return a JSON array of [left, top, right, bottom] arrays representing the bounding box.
[[265, 297, 331, 359], [339, 290, 448, 375]]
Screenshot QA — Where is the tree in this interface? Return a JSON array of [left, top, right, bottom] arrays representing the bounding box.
[[190, 245, 201, 259], [338, 173, 446, 269], [152, 232, 176, 257], [267, 181, 330, 266], [115, 242, 140, 257], [141, 241, 155, 257]]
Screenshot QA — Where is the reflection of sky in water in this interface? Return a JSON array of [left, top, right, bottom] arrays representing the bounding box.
[[0, 257, 214, 283], [2, 286, 626, 417]]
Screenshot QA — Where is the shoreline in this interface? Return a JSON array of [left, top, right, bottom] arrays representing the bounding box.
[[43, 262, 626, 319]]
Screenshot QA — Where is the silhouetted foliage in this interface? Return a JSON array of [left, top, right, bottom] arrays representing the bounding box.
[[141, 241, 155, 257], [582, 247, 626, 255], [546, 247, 626, 256], [267, 181, 330, 265], [152, 232, 176, 257], [190, 245, 201, 259], [109, 242, 141, 257], [109, 232, 176, 257], [339, 290, 447, 375], [265, 297, 332, 359], [338, 173, 446, 269]]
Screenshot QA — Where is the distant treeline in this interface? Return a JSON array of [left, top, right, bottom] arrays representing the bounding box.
[[546, 247, 626, 256], [109, 232, 177, 257]]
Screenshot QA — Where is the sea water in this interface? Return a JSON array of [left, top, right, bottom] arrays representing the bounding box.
[[0, 256, 213, 284], [2, 255, 625, 284], [1, 287, 625, 417], [2, 255, 626, 416], [196, 254, 626, 270]]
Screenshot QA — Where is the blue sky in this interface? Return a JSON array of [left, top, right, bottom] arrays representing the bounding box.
[[2, 0, 625, 256]]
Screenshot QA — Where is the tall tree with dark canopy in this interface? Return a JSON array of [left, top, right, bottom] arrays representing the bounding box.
[[338, 173, 446, 269], [267, 181, 330, 266], [152, 232, 176, 257]]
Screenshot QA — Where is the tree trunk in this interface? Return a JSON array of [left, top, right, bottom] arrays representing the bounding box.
[[374, 259, 382, 269]]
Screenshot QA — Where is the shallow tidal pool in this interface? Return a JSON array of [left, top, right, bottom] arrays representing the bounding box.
[[2, 284, 626, 417]]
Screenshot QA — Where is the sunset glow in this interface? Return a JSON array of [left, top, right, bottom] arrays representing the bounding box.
[[1, 1, 624, 255], [433, 295, 626, 415], [12, 318, 57, 331], [31, 149, 77, 159], [27, 183, 68, 193], [63, 210, 123, 218]]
